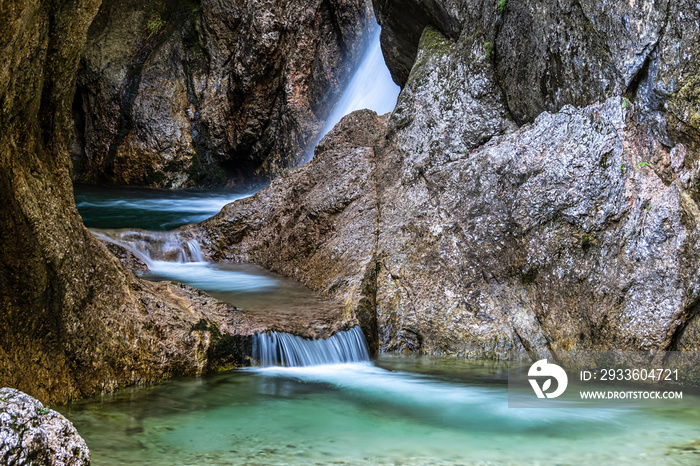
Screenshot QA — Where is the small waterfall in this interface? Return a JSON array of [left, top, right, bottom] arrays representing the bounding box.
[[94, 229, 278, 292], [253, 326, 370, 367], [93, 230, 202, 267], [304, 22, 400, 162]]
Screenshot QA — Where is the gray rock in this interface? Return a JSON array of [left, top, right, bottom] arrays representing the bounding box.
[[72, 0, 374, 187], [377, 94, 700, 357], [195, 109, 385, 349], [0, 388, 90, 465]]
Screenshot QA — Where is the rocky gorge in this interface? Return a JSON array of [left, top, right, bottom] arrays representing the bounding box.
[[1, 0, 700, 438], [190, 0, 700, 361]]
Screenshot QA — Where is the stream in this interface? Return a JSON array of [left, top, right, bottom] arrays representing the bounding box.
[[61, 26, 700, 466], [67, 179, 700, 466]]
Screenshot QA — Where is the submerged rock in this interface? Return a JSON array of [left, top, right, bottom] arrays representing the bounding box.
[[0, 388, 90, 465], [72, 0, 374, 187]]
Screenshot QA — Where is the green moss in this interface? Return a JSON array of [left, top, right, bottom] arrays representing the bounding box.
[[668, 74, 700, 151], [484, 41, 494, 59], [497, 0, 508, 13], [581, 234, 592, 250], [413, 27, 454, 71]]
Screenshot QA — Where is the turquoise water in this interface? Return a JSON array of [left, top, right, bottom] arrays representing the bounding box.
[[71, 186, 700, 464], [59, 355, 700, 465], [74, 183, 263, 230]]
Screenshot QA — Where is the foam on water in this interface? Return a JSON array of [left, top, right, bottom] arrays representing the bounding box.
[[93, 230, 278, 293]]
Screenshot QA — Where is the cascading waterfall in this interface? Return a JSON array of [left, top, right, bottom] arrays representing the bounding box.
[[92, 230, 202, 266], [253, 326, 370, 367], [93, 229, 277, 293], [303, 22, 400, 163]]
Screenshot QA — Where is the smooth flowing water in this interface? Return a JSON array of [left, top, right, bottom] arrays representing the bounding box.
[[74, 183, 262, 230], [67, 27, 700, 464], [304, 23, 400, 162], [59, 355, 700, 465]]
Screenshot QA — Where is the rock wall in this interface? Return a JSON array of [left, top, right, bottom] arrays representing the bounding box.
[[196, 110, 385, 351], [71, 0, 374, 187], [0, 0, 283, 405], [194, 0, 700, 358], [0, 388, 90, 464]]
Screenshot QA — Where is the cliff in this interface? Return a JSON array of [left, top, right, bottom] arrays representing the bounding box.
[[194, 0, 700, 358], [70, 0, 374, 187]]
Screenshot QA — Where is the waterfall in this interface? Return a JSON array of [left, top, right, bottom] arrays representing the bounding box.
[[93, 230, 202, 267], [253, 326, 370, 367], [93, 229, 277, 292], [304, 22, 400, 162]]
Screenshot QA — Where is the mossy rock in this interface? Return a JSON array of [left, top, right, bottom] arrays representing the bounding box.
[[668, 75, 700, 151]]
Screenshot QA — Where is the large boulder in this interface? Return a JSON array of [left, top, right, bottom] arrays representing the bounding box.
[[195, 109, 385, 350], [193, 9, 700, 358], [71, 0, 374, 187], [0, 0, 311, 405], [0, 388, 90, 465]]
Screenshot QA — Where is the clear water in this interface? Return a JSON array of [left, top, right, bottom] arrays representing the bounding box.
[[69, 45, 700, 464], [74, 183, 263, 230], [58, 355, 700, 465]]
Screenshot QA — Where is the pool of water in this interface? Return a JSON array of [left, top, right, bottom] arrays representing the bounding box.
[[74, 183, 264, 230], [72, 185, 700, 465], [58, 355, 700, 465]]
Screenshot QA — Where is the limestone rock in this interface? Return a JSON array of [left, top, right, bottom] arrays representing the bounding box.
[[195, 109, 385, 350], [72, 0, 374, 187], [0, 388, 90, 465]]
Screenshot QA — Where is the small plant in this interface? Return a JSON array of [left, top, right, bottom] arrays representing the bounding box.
[[497, 0, 508, 13], [619, 164, 625, 172], [147, 14, 166, 38], [646, 204, 653, 211], [484, 41, 494, 59], [622, 97, 630, 109], [37, 407, 50, 415], [636, 161, 650, 168], [581, 234, 591, 248]]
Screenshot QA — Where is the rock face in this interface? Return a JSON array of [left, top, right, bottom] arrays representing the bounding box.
[[71, 0, 374, 187], [373, 0, 698, 125], [196, 110, 385, 351], [194, 0, 700, 358], [0, 388, 90, 465], [0, 0, 291, 405]]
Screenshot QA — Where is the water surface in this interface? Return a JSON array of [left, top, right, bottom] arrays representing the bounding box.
[[59, 355, 700, 465], [74, 183, 262, 230]]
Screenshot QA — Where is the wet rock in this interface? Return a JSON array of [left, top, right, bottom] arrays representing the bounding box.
[[195, 110, 385, 350], [0, 388, 90, 464], [72, 0, 374, 187], [0, 0, 271, 405]]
